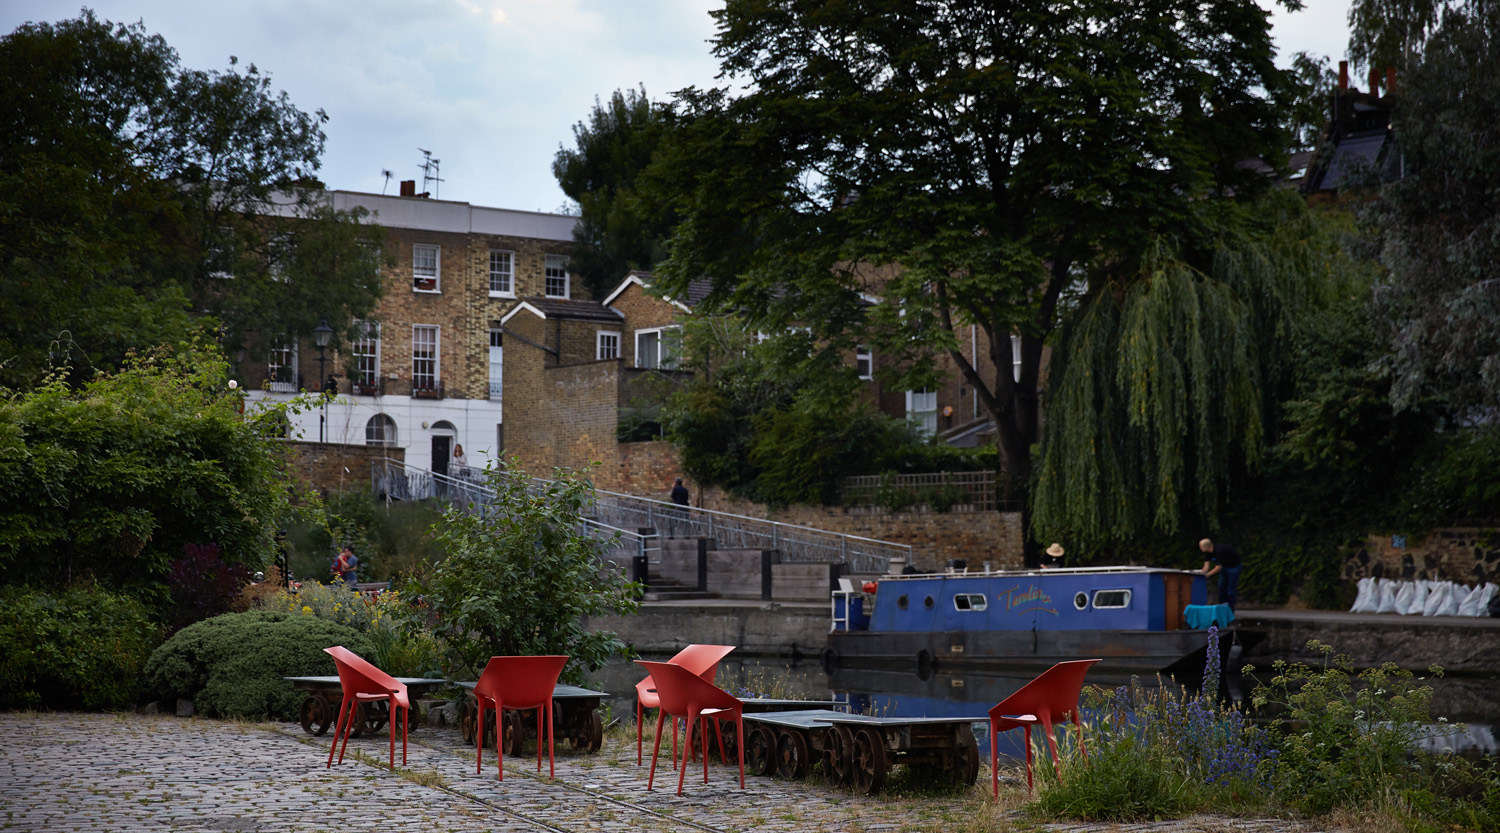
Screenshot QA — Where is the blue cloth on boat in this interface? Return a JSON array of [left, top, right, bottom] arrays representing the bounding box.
[[1183, 603, 1235, 629]]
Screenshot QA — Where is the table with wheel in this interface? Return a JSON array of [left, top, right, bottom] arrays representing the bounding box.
[[454, 682, 606, 756], [743, 709, 980, 794], [284, 676, 447, 738]]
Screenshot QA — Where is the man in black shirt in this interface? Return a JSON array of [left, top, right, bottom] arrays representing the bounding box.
[[1199, 538, 1241, 610], [670, 478, 690, 506]]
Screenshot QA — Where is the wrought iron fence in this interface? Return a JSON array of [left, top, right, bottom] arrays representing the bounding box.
[[841, 470, 1000, 512]]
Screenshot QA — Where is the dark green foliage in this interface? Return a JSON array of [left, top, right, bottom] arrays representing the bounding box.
[[1361, 3, 1500, 420], [0, 584, 161, 710], [0, 344, 306, 616], [552, 86, 680, 299], [1034, 730, 1190, 822], [416, 465, 641, 682], [0, 11, 384, 388], [1396, 429, 1500, 529], [653, 0, 1301, 501], [166, 543, 252, 633], [142, 610, 370, 719]]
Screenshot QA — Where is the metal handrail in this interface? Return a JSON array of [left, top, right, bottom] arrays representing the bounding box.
[[370, 459, 659, 570], [371, 458, 910, 575]]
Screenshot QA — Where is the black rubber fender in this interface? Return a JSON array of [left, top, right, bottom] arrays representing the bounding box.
[[821, 646, 841, 674], [915, 648, 935, 680]]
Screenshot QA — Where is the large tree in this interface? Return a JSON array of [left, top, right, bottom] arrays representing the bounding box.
[[0, 11, 384, 388], [651, 0, 1300, 524], [552, 87, 682, 300], [1352, 2, 1500, 420]]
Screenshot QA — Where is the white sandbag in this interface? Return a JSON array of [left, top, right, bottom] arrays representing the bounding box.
[[1376, 579, 1401, 614], [1423, 581, 1452, 616], [1456, 584, 1484, 617], [1350, 577, 1378, 613], [1394, 581, 1417, 615], [1479, 584, 1500, 617], [1405, 580, 1431, 615], [1435, 582, 1462, 617]]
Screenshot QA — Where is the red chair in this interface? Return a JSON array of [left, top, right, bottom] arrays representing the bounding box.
[[988, 658, 1101, 797], [635, 660, 745, 796], [473, 655, 569, 781], [324, 646, 411, 771], [635, 644, 735, 766]]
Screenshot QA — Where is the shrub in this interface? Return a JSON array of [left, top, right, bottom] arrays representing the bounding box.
[[261, 583, 442, 677], [142, 610, 371, 719], [166, 543, 251, 632], [416, 463, 641, 682], [0, 584, 161, 710]]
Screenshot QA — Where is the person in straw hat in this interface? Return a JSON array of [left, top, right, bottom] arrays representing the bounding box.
[[1043, 542, 1065, 568]]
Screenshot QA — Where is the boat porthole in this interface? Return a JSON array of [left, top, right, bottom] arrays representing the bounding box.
[[923, 595, 935, 609], [897, 594, 909, 610], [1074, 591, 1089, 610]]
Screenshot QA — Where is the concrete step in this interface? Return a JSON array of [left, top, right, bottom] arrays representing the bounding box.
[[642, 588, 720, 602]]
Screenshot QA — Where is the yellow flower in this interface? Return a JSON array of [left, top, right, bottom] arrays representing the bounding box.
[[301, 606, 312, 615]]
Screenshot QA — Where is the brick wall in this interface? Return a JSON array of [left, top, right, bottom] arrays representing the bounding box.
[[1344, 528, 1500, 584], [599, 440, 684, 497], [283, 441, 405, 494], [698, 487, 1024, 572]]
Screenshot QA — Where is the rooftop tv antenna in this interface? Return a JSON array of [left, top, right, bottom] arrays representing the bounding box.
[[418, 148, 444, 199], [381, 169, 392, 194]]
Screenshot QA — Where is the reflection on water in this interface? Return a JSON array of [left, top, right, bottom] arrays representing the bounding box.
[[584, 654, 1500, 761]]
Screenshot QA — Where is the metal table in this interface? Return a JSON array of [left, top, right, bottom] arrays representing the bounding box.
[[454, 682, 607, 755], [284, 676, 447, 737]]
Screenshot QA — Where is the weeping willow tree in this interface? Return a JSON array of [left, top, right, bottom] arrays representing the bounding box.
[[1032, 196, 1364, 549]]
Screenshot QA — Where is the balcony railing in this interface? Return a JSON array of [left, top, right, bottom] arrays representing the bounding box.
[[488, 379, 502, 400], [411, 379, 444, 400], [349, 378, 384, 396], [266, 373, 301, 394]]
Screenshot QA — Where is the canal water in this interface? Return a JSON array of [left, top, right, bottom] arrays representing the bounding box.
[[584, 655, 1500, 761]]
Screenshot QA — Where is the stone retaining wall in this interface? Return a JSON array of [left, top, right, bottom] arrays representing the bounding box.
[[1344, 527, 1500, 585]]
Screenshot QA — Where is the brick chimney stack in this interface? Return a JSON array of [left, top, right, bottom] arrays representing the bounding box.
[[1385, 67, 1398, 95], [399, 180, 416, 197], [1369, 67, 1381, 97], [1339, 60, 1349, 90]]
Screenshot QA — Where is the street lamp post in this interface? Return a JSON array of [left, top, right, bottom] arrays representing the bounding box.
[[313, 318, 333, 443]]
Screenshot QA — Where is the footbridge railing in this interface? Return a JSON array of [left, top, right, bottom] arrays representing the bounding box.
[[371, 459, 909, 575]]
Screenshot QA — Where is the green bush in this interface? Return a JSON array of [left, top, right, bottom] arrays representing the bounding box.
[[0, 584, 161, 710], [142, 610, 371, 719], [261, 583, 442, 678]]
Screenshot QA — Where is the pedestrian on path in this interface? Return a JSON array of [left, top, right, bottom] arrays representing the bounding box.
[[1199, 538, 1241, 610], [670, 477, 690, 506]]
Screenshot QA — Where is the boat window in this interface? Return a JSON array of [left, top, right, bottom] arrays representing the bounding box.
[[924, 595, 935, 609], [1073, 592, 1089, 611], [1092, 589, 1132, 609], [897, 594, 909, 610], [952, 593, 988, 612]]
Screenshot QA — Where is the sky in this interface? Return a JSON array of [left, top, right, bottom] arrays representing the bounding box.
[[4, 1, 1353, 215]]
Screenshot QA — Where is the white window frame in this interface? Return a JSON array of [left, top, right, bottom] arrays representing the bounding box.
[[412, 325, 440, 391], [597, 331, 620, 361], [856, 346, 873, 380], [1091, 589, 1133, 610], [413, 244, 440, 293], [488, 249, 514, 297], [365, 414, 397, 447], [268, 336, 297, 394], [906, 389, 937, 437], [544, 253, 570, 298], [488, 325, 503, 401], [268, 234, 293, 283], [953, 593, 989, 612], [352, 321, 381, 386], [635, 326, 680, 370]]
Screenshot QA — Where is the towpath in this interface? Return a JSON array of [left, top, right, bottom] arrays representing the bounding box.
[[0, 712, 1321, 833]]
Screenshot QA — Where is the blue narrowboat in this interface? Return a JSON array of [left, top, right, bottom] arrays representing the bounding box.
[[826, 566, 1233, 675]]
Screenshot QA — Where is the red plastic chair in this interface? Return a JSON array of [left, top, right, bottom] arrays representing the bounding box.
[[473, 655, 569, 781], [988, 659, 1101, 796], [635, 660, 744, 796], [324, 646, 411, 771], [635, 644, 735, 766]]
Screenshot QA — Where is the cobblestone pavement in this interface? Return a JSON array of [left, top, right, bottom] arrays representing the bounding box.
[[0, 713, 1319, 833]]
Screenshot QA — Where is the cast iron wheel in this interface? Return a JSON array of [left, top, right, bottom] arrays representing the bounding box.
[[954, 736, 980, 786], [362, 702, 388, 735], [746, 725, 775, 777], [716, 717, 739, 763], [585, 710, 603, 753], [503, 710, 526, 757], [774, 729, 809, 779], [568, 710, 603, 753], [458, 700, 477, 745], [347, 702, 367, 738], [299, 697, 332, 736], [852, 726, 888, 795], [826, 725, 856, 785]]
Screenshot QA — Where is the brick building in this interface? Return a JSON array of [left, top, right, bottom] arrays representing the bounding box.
[[240, 188, 579, 474]]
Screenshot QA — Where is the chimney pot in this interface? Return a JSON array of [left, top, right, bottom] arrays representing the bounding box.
[[399, 180, 416, 197], [1338, 60, 1349, 91]]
